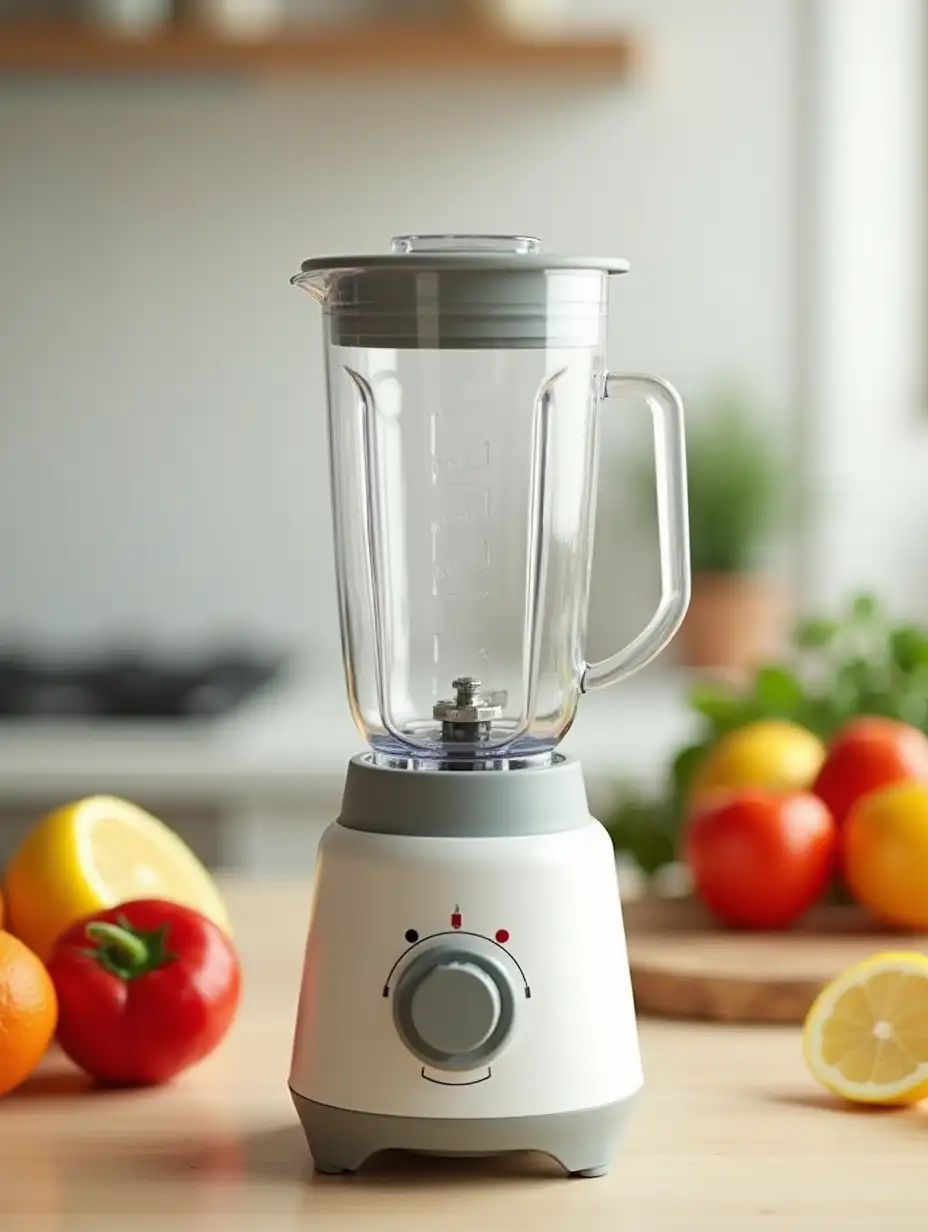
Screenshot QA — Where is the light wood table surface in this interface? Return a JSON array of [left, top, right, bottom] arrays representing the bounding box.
[[1, 880, 923, 1230]]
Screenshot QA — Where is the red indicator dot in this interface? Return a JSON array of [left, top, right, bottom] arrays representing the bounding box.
[[495, 929, 510, 944], [451, 911, 462, 930]]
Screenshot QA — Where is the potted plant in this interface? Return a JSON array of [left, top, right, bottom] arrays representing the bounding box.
[[633, 385, 786, 673]]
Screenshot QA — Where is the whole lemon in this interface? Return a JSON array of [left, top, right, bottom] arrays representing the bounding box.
[[689, 719, 826, 809], [844, 781, 928, 930]]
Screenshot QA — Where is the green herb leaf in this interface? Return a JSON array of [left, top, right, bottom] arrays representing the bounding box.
[[685, 681, 737, 722], [889, 626, 928, 674], [851, 593, 879, 622], [897, 689, 928, 729], [794, 617, 839, 650], [603, 789, 684, 878], [670, 741, 710, 805], [751, 664, 804, 714], [795, 695, 845, 740]]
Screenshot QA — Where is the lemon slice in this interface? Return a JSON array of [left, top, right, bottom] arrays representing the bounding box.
[[803, 951, 928, 1104], [4, 796, 232, 961]]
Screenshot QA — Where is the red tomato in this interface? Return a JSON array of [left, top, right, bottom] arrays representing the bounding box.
[[682, 789, 837, 929], [46, 898, 241, 1087], [812, 717, 928, 828]]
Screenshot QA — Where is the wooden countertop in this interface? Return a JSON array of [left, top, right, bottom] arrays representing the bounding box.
[[1, 881, 921, 1229]]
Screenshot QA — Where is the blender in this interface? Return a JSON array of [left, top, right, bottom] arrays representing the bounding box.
[[287, 235, 690, 1178]]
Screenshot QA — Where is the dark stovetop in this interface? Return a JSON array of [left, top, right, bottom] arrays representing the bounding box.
[[0, 649, 285, 720]]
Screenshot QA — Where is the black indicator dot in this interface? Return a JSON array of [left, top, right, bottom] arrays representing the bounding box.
[[405, 928, 419, 944]]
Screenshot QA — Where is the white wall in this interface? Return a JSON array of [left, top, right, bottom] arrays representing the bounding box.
[[799, 0, 928, 618], [0, 0, 800, 665]]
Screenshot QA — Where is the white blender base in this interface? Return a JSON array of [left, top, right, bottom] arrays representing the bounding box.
[[290, 1089, 639, 1178], [289, 755, 644, 1181]]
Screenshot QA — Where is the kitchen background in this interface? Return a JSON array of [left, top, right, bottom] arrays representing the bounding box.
[[0, 0, 925, 873]]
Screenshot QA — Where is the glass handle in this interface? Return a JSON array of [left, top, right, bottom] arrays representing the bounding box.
[[581, 373, 691, 693]]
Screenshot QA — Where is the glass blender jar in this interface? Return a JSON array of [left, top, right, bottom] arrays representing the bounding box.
[[293, 235, 690, 768], [288, 235, 690, 1179]]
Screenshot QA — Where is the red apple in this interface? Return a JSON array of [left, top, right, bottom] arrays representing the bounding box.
[[812, 717, 928, 827]]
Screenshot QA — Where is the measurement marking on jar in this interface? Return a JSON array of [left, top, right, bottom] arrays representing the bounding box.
[[432, 444, 490, 479], [432, 506, 488, 531], [432, 549, 490, 585]]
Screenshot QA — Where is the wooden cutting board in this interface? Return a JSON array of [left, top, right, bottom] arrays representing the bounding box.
[[624, 897, 928, 1024]]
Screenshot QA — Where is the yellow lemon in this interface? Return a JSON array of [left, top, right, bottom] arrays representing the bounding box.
[[3, 796, 232, 961], [803, 951, 928, 1104], [689, 720, 826, 809]]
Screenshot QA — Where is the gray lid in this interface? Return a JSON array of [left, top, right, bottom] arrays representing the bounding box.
[[291, 235, 629, 350]]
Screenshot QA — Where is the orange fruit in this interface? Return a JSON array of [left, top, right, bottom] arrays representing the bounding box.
[[0, 931, 57, 1096], [0, 884, 4, 930], [844, 780, 928, 930]]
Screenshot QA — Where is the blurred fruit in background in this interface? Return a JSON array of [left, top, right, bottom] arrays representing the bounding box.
[[688, 719, 825, 809], [608, 594, 928, 882], [803, 951, 928, 1105], [0, 932, 57, 1097], [813, 717, 928, 829], [843, 781, 928, 930], [3, 796, 232, 962], [602, 591, 928, 935], [682, 789, 836, 929]]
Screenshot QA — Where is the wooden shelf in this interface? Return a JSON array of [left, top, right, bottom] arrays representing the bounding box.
[[0, 21, 638, 77]]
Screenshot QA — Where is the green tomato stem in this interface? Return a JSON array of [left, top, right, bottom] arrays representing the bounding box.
[[84, 918, 176, 981]]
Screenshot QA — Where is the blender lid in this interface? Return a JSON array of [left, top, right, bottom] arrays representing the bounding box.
[[295, 234, 630, 276], [293, 235, 628, 350]]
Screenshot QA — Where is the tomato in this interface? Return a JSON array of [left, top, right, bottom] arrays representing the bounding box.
[[46, 898, 241, 1087], [812, 717, 928, 828], [682, 789, 837, 929]]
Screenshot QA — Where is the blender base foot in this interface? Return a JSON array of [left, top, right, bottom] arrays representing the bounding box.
[[312, 1161, 354, 1176], [290, 1085, 639, 1179]]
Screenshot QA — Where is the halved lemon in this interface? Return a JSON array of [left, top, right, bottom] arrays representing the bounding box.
[[803, 951, 928, 1105], [3, 796, 232, 961]]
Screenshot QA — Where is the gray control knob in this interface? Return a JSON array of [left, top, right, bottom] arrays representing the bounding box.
[[393, 948, 516, 1071], [411, 961, 500, 1054]]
